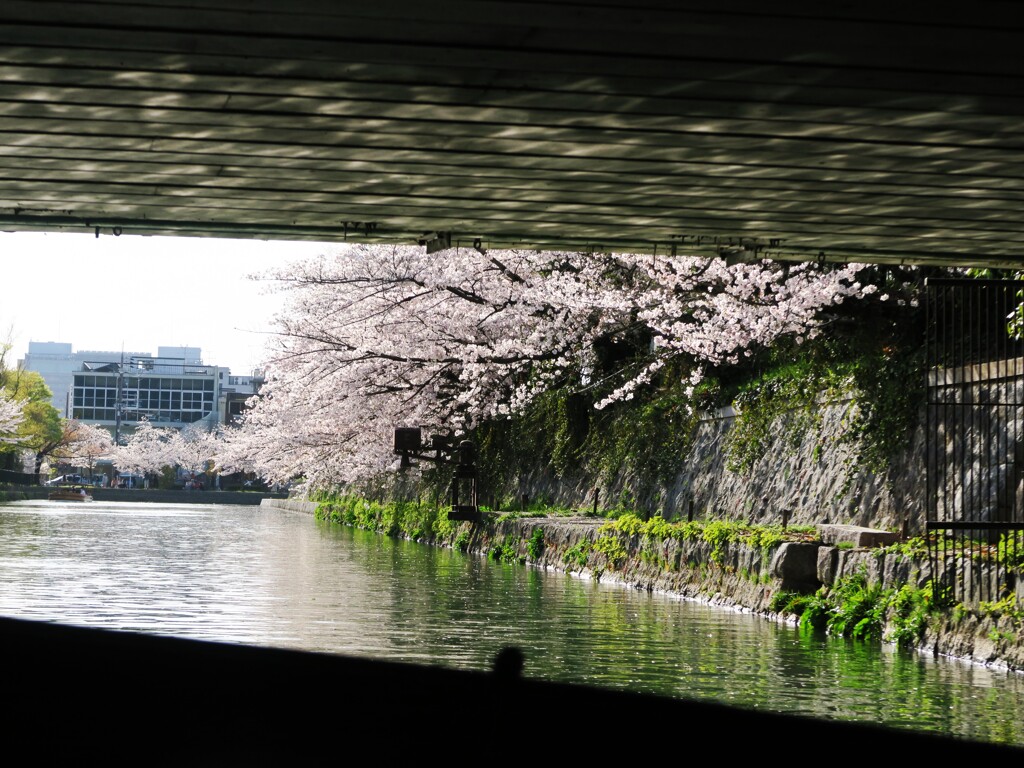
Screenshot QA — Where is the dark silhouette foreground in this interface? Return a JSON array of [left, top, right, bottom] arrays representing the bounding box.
[[1, 616, 1017, 757]]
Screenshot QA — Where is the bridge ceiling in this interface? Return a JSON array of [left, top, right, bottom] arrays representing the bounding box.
[[0, 1, 1023, 266]]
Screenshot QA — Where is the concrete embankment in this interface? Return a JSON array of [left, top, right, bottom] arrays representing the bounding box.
[[1, 486, 288, 505], [260, 498, 320, 515], [262, 496, 1024, 673]]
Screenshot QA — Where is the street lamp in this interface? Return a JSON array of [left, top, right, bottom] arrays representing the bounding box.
[[393, 427, 481, 522]]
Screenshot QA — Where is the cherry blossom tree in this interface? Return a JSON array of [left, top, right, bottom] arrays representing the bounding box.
[[220, 245, 897, 489], [0, 393, 23, 443], [168, 425, 223, 488], [112, 420, 224, 487], [55, 421, 114, 479], [112, 419, 177, 477], [169, 425, 218, 474]]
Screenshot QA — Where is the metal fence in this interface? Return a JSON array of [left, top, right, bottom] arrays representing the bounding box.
[[925, 277, 1024, 607], [0, 468, 40, 486]]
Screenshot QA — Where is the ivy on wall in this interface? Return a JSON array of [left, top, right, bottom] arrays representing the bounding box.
[[724, 318, 926, 477], [464, 296, 926, 514]]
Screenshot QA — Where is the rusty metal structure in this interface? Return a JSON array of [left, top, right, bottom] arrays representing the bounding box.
[[925, 277, 1024, 607], [0, 2, 1023, 269]]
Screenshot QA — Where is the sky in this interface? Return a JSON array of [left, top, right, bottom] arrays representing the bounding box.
[[0, 231, 333, 375]]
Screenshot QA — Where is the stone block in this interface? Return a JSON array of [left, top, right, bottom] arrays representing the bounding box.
[[817, 524, 898, 548], [770, 542, 822, 593], [817, 546, 838, 586]]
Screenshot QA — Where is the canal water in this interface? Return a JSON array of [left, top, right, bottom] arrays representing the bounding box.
[[1, 499, 1023, 747]]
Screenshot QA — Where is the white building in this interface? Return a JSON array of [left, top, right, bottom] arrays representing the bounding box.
[[19, 342, 152, 416], [19, 342, 261, 439]]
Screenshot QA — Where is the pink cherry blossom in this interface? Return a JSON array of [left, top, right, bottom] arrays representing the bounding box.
[[217, 245, 893, 488], [0, 394, 23, 442]]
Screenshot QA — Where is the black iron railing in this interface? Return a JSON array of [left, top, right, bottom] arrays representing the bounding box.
[[925, 278, 1024, 607]]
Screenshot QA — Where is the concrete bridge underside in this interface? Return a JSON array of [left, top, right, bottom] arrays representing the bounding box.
[[0, 1, 1023, 267]]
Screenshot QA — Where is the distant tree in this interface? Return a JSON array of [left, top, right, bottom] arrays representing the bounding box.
[[0, 369, 62, 474], [0, 336, 23, 440], [0, 339, 31, 446], [55, 421, 114, 480], [1, 340, 57, 471], [169, 424, 221, 487], [111, 419, 176, 477]]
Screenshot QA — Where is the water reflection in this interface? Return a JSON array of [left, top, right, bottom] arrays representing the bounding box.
[[0, 499, 1022, 746]]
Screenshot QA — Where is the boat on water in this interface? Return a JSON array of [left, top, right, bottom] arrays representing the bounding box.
[[48, 488, 93, 502]]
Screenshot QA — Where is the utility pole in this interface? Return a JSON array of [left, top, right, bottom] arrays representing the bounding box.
[[114, 351, 124, 446]]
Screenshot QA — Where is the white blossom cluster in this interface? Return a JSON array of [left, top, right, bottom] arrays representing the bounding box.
[[109, 420, 175, 475], [216, 245, 886, 488], [57, 420, 114, 463], [0, 393, 23, 442], [112, 420, 218, 476]]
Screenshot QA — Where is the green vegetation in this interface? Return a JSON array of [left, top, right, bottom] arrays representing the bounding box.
[[315, 494, 465, 545], [809, 571, 890, 641], [790, 571, 935, 648], [489, 537, 525, 565], [768, 590, 807, 615], [979, 594, 1024, 626], [470, 360, 709, 512], [597, 513, 813, 567], [891, 531, 1024, 574], [877, 536, 929, 560], [724, 327, 924, 478], [593, 534, 627, 567], [996, 534, 1024, 573], [887, 584, 933, 648], [726, 358, 848, 474], [563, 540, 591, 569], [526, 527, 545, 560]]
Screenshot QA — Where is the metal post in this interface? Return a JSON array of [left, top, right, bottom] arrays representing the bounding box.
[[114, 358, 123, 446]]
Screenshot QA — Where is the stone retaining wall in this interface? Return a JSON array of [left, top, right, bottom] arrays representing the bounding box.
[[537, 370, 1024, 538], [456, 401, 924, 533], [370, 400, 926, 534]]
